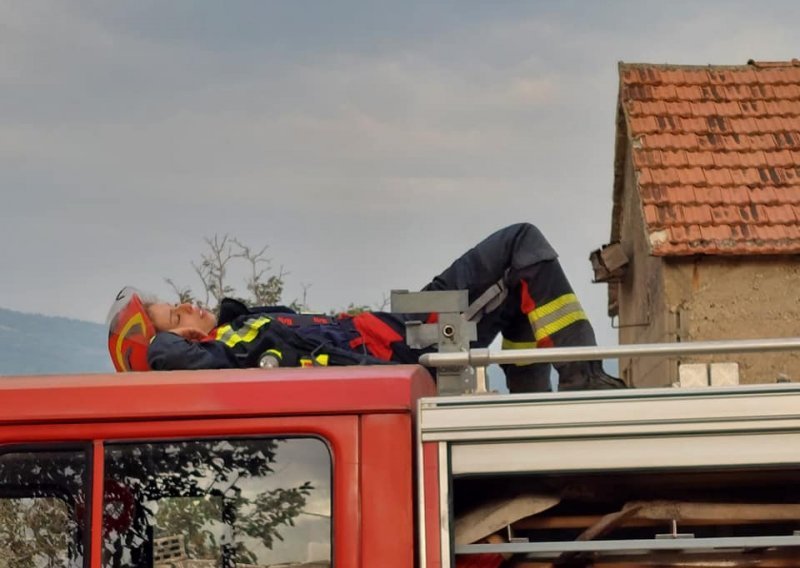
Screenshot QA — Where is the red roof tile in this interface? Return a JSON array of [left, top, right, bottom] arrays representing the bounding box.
[[750, 186, 779, 203], [615, 60, 800, 255], [709, 205, 740, 224], [694, 185, 723, 204]]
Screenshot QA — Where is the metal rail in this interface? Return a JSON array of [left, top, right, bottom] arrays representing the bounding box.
[[455, 534, 800, 555], [419, 337, 800, 368]]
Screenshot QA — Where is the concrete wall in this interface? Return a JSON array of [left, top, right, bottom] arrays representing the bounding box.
[[616, 141, 676, 387], [663, 256, 800, 384]]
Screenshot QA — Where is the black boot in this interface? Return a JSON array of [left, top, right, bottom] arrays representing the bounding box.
[[504, 362, 553, 393], [557, 360, 627, 391]]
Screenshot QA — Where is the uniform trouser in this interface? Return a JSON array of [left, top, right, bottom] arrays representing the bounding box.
[[418, 223, 597, 393]]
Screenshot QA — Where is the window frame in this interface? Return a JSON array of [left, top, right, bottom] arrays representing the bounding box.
[[101, 433, 334, 567], [0, 414, 359, 567], [0, 442, 93, 568]]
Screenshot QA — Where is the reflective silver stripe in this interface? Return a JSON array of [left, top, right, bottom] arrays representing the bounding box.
[[532, 299, 584, 330], [215, 325, 238, 347], [215, 317, 271, 348], [237, 317, 270, 344]]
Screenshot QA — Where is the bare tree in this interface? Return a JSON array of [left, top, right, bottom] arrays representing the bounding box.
[[166, 236, 388, 315], [164, 278, 196, 305], [231, 238, 285, 307], [193, 235, 239, 308], [165, 235, 288, 312]]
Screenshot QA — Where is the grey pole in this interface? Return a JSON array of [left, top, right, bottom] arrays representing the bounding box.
[[419, 337, 800, 368]]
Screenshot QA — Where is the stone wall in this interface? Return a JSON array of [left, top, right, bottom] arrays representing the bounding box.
[[615, 139, 800, 387], [663, 256, 800, 384], [616, 141, 676, 387]]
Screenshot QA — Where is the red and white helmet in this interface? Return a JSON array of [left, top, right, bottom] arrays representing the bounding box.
[[106, 287, 157, 372]]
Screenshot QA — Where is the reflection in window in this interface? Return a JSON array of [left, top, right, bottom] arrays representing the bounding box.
[[103, 437, 331, 567], [0, 448, 86, 568]]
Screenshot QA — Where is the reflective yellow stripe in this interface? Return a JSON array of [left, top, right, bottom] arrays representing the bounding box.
[[530, 293, 579, 320], [215, 317, 271, 348], [501, 338, 537, 350], [527, 293, 588, 342], [501, 338, 538, 366], [533, 310, 588, 342], [114, 312, 146, 371], [265, 348, 283, 360], [300, 354, 329, 367]]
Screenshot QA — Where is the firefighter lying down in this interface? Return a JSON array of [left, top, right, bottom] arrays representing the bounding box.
[[107, 223, 625, 392]]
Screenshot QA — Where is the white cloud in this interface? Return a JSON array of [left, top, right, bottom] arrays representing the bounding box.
[[1, 0, 798, 355]]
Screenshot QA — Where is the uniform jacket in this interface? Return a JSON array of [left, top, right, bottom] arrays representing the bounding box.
[[148, 298, 392, 371]]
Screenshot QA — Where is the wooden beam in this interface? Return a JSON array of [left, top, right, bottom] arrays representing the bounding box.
[[630, 500, 800, 523], [513, 550, 800, 568], [515, 514, 795, 530], [554, 504, 643, 566], [513, 501, 800, 530], [454, 493, 561, 545]]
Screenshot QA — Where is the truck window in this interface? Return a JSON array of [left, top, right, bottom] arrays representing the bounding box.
[[0, 447, 87, 568], [102, 437, 331, 567]]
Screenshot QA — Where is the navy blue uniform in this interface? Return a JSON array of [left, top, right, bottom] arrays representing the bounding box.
[[148, 224, 618, 391]]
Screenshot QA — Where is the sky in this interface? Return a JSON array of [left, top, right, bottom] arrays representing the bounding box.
[[2, 0, 799, 347]]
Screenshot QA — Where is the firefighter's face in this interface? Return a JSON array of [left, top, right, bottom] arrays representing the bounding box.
[[147, 302, 217, 334]]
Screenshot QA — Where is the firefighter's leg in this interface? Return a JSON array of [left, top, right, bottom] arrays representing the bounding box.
[[499, 313, 553, 392], [513, 260, 625, 390], [422, 223, 624, 390], [422, 223, 560, 347]]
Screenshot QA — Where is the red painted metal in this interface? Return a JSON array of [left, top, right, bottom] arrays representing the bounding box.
[[0, 416, 360, 568], [0, 367, 438, 568], [360, 413, 414, 567], [423, 441, 442, 568], [0, 366, 434, 424], [91, 440, 102, 568]]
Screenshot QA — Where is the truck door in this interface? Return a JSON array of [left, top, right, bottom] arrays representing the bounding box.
[[0, 415, 358, 568]]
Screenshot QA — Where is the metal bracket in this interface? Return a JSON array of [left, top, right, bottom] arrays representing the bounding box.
[[611, 314, 650, 329], [390, 290, 478, 395], [655, 519, 694, 539]]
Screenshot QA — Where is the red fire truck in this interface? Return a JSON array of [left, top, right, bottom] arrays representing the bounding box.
[[2, 338, 800, 567]]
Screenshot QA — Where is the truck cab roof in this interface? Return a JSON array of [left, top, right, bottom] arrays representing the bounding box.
[[0, 365, 436, 425]]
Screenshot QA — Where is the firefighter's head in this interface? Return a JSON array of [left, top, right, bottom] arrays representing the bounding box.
[[146, 301, 217, 335], [106, 287, 157, 372], [108, 288, 219, 372]]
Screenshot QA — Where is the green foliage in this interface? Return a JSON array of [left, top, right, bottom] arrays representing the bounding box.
[[0, 440, 316, 566], [330, 302, 372, 316], [153, 497, 222, 559], [0, 498, 73, 568], [0, 449, 85, 565], [236, 483, 312, 549], [106, 438, 313, 565]]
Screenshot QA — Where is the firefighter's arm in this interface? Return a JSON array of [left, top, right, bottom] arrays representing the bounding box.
[[147, 332, 237, 370], [169, 326, 208, 341]]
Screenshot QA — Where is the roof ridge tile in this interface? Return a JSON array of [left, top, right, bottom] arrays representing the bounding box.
[[747, 59, 800, 68]]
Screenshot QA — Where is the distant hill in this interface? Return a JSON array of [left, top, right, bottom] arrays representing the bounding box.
[[0, 307, 620, 381], [0, 308, 113, 376]]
